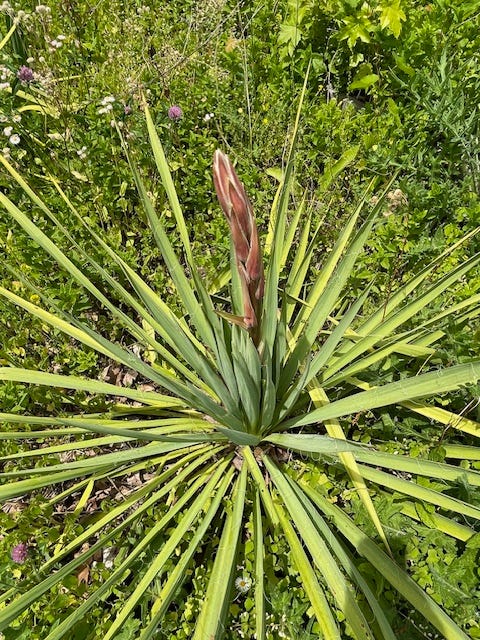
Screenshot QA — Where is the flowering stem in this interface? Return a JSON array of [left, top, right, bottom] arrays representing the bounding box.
[[213, 150, 264, 347]]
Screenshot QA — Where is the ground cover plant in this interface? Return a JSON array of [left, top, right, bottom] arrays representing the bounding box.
[[1, 1, 480, 639]]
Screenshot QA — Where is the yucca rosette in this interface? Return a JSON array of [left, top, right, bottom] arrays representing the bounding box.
[[213, 150, 264, 341]]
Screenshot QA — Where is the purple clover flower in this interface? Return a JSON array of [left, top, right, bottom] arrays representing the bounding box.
[[168, 105, 183, 121], [11, 543, 28, 564], [17, 66, 34, 83]]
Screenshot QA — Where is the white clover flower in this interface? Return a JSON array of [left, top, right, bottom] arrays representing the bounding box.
[[0, 82, 10, 91], [2, 146, 10, 158], [3, 126, 13, 137], [57, 34, 66, 41], [76, 145, 87, 159], [9, 134, 20, 145], [12, 114, 21, 123], [235, 575, 251, 593], [101, 95, 115, 105], [50, 39, 62, 49], [203, 112, 214, 122], [0, 65, 13, 81]]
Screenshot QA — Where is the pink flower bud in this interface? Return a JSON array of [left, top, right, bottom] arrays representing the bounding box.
[[213, 150, 264, 339]]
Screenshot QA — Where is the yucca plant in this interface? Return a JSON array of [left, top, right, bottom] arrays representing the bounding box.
[[0, 90, 480, 640]]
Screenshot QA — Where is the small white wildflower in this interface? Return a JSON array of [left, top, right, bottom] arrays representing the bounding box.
[[0, 65, 13, 81], [235, 575, 251, 593], [3, 126, 13, 137], [102, 547, 116, 569], [0, 82, 10, 91], [2, 146, 10, 158], [101, 95, 115, 105], [203, 112, 214, 122], [50, 39, 62, 49], [97, 105, 112, 115], [0, 1, 11, 12], [9, 134, 20, 145], [38, 55, 45, 63], [26, 57, 34, 64], [12, 114, 21, 123], [76, 145, 87, 159], [0, 115, 7, 122], [35, 4, 51, 15], [56, 34, 66, 41]]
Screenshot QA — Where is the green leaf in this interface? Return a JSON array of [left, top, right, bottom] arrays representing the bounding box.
[[139, 469, 235, 640], [348, 74, 379, 91], [0, 21, 17, 51], [283, 361, 480, 429], [355, 464, 480, 520], [278, 24, 302, 55], [353, 448, 480, 487], [264, 455, 374, 640], [320, 146, 360, 191], [245, 448, 339, 638], [264, 434, 362, 455], [302, 485, 471, 640], [338, 16, 372, 48], [193, 465, 247, 639], [102, 462, 231, 640], [289, 478, 397, 640], [0, 367, 176, 406], [379, 1, 407, 38], [253, 491, 266, 640], [262, 66, 310, 356]]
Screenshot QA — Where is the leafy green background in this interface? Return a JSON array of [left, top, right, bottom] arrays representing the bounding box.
[[0, 0, 479, 638]]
